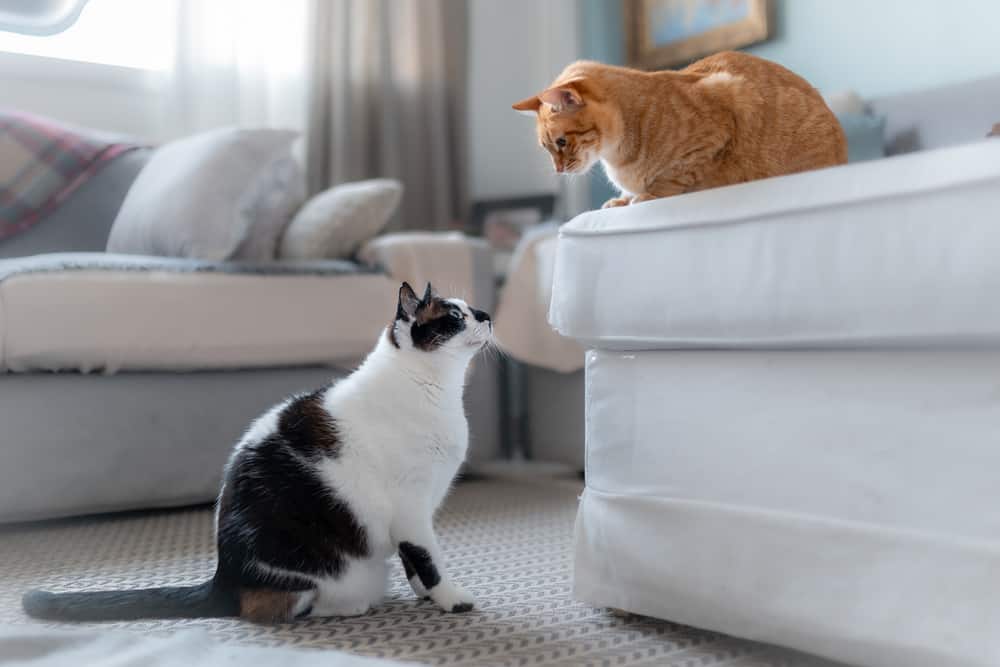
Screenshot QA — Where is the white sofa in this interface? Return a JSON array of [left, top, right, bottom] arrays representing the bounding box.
[[551, 133, 1000, 667]]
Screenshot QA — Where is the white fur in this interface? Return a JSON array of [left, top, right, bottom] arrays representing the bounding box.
[[239, 298, 490, 616], [699, 71, 741, 86], [600, 159, 634, 199]]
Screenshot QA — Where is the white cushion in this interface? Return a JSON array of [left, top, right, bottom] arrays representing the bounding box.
[[107, 128, 298, 261], [576, 348, 1000, 667], [550, 139, 1000, 349], [230, 154, 306, 261], [0, 254, 397, 373], [279, 179, 402, 260]]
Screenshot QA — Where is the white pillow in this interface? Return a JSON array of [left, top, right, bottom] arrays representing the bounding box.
[[278, 179, 403, 260], [230, 155, 305, 261], [107, 128, 298, 261]]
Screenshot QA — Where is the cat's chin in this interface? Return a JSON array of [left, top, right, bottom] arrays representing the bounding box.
[[559, 164, 592, 176]]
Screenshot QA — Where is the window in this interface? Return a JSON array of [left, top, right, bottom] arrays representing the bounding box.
[[0, 0, 177, 71]]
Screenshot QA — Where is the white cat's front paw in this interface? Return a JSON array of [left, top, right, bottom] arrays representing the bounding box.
[[430, 582, 475, 613], [408, 575, 429, 599]]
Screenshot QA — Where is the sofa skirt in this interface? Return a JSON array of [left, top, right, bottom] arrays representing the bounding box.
[[574, 348, 1000, 667]]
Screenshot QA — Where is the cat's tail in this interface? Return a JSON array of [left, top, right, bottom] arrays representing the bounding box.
[[21, 579, 239, 621]]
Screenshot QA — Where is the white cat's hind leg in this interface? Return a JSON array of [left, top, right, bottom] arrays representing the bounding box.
[[308, 558, 388, 617]]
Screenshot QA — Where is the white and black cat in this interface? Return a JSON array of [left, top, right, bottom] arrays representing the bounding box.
[[23, 281, 493, 623]]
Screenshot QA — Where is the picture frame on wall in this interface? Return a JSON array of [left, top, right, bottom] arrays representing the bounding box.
[[625, 0, 772, 70]]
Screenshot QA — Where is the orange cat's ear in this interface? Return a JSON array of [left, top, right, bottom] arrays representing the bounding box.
[[512, 96, 542, 114], [538, 86, 584, 112]]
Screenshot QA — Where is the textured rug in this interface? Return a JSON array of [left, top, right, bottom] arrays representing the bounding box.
[[0, 478, 843, 667]]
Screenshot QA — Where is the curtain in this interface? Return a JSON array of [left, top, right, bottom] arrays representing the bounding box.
[[306, 0, 468, 231], [166, 0, 310, 140]]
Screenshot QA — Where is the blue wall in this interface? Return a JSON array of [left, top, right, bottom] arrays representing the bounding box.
[[747, 0, 1000, 98], [579, 0, 626, 209]]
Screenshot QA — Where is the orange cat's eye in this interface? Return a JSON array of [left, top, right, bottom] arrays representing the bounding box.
[[555, 137, 567, 149]]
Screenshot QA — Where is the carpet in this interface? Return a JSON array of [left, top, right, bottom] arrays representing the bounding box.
[[0, 477, 844, 667]]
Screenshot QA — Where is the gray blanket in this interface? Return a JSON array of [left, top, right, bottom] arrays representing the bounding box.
[[0, 252, 373, 283]]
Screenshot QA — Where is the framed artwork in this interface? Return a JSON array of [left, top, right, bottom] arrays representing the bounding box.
[[625, 0, 772, 70]]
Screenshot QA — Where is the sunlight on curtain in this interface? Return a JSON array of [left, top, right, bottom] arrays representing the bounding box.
[[166, 0, 310, 140]]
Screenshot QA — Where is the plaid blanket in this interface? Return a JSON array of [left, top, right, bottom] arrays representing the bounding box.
[[0, 110, 139, 242]]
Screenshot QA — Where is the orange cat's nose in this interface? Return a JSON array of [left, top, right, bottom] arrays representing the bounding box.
[[554, 162, 565, 173]]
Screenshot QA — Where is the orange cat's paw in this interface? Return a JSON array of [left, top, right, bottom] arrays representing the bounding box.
[[601, 197, 630, 209], [629, 194, 659, 205]]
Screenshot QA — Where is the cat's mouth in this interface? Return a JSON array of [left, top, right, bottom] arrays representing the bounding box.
[[557, 160, 587, 175]]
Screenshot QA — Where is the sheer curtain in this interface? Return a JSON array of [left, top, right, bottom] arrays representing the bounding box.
[[164, 0, 310, 140], [306, 0, 468, 231], [160, 0, 468, 231]]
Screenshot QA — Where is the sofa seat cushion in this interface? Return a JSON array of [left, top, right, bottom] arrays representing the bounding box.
[[0, 253, 396, 373], [550, 139, 1000, 350]]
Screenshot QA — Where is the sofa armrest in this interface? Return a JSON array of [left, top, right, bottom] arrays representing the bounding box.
[[358, 232, 496, 312]]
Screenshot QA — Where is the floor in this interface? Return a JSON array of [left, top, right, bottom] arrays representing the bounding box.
[[0, 477, 844, 667]]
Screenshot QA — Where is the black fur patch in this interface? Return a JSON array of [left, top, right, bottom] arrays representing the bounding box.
[[410, 299, 466, 351], [398, 542, 441, 590], [22, 387, 367, 622], [216, 392, 367, 591], [400, 551, 418, 581], [277, 388, 340, 459]]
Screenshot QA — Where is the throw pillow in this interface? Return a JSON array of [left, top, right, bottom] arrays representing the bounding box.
[[229, 155, 306, 261], [107, 128, 297, 260], [0, 110, 140, 244], [278, 179, 403, 260], [837, 112, 887, 163]]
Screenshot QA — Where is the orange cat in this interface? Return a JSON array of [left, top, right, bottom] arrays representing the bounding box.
[[513, 51, 847, 208]]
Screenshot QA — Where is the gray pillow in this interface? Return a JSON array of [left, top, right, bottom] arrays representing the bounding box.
[[107, 128, 298, 260]]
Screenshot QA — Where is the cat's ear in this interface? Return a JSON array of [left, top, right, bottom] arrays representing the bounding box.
[[422, 282, 437, 304], [512, 95, 541, 115], [397, 281, 420, 320], [539, 85, 584, 112]]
